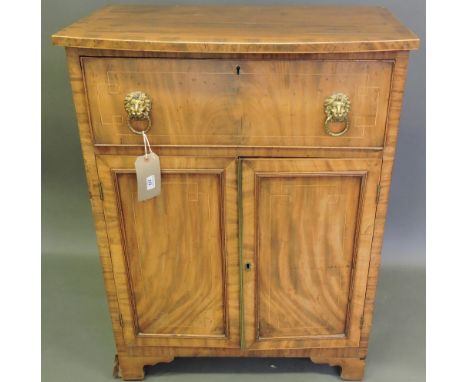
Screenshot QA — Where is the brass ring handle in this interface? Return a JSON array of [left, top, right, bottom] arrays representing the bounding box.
[[124, 91, 152, 135], [126, 114, 151, 135], [323, 93, 351, 137], [324, 116, 350, 137]]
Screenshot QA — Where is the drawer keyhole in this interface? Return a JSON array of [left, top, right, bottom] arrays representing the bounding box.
[[245, 262, 252, 271], [236, 65, 241, 75]]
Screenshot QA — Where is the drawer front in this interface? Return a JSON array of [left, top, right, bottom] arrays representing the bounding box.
[[83, 58, 393, 147]]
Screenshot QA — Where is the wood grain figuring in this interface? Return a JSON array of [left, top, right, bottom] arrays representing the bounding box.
[[241, 158, 381, 350], [55, 6, 418, 380], [83, 57, 392, 147], [257, 175, 361, 339], [52, 5, 419, 53], [117, 172, 225, 336]]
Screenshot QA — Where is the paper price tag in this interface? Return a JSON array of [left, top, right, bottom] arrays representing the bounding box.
[[135, 152, 161, 201]]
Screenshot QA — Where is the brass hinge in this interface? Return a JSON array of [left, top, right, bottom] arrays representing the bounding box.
[[376, 184, 381, 204], [119, 313, 124, 328], [98, 182, 104, 200]]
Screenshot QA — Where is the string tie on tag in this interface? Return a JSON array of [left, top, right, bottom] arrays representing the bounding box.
[[142, 132, 153, 159]]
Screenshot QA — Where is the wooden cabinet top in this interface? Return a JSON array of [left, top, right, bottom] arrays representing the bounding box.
[[52, 5, 419, 54]]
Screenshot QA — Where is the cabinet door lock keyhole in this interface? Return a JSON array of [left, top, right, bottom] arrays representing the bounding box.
[[245, 262, 252, 271]]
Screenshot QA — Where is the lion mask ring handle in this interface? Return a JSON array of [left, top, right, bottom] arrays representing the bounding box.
[[323, 93, 351, 137], [124, 91, 152, 135]]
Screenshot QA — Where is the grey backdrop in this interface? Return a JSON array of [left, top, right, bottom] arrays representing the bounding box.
[[42, 1, 425, 381]]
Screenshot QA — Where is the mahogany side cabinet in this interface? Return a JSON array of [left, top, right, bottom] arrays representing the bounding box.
[[52, 5, 419, 380]]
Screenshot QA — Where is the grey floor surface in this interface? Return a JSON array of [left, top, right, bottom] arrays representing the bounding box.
[[42, 255, 425, 382]]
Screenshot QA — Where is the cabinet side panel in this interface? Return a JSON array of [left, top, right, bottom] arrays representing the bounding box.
[[64, 47, 126, 352], [359, 52, 410, 354]]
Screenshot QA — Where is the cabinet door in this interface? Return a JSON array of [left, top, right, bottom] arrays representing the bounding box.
[[241, 158, 381, 349], [96, 156, 239, 348]]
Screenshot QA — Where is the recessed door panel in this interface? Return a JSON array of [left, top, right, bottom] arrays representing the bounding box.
[[117, 172, 225, 336], [257, 175, 361, 339]]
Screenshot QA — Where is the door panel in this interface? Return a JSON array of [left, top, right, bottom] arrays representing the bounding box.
[[241, 158, 381, 349], [96, 156, 239, 348]]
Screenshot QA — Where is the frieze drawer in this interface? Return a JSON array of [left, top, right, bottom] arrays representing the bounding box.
[[83, 57, 393, 147]]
